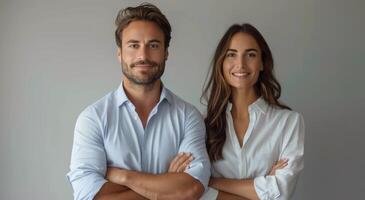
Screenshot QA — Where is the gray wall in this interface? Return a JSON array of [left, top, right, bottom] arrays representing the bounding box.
[[1, 0, 364, 199]]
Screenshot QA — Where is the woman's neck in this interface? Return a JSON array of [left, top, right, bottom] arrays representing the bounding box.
[[230, 88, 259, 119]]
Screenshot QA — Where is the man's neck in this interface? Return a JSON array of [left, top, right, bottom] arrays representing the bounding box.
[[123, 78, 162, 128]]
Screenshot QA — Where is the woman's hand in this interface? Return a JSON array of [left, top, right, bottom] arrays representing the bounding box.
[[268, 159, 288, 175], [168, 152, 194, 173]]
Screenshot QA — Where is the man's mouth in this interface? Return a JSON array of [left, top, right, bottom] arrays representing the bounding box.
[[135, 64, 153, 68], [132, 60, 156, 68]]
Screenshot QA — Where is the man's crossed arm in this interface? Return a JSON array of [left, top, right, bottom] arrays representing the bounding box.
[[94, 153, 203, 200]]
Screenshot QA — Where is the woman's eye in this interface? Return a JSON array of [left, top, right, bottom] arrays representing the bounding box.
[[248, 52, 257, 58], [226, 53, 236, 58]]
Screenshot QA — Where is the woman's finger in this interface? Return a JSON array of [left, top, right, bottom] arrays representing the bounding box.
[[273, 159, 288, 168], [269, 159, 289, 175]]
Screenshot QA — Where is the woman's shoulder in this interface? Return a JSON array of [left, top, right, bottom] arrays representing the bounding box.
[[268, 105, 303, 123]]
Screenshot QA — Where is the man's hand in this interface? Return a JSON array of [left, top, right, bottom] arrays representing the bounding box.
[[106, 167, 128, 185], [268, 159, 288, 176], [104, 165, 203, 200], [168, 152, 194, 173]]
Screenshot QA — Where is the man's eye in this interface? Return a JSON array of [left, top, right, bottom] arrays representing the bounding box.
[[149, 43, 159, 49], [129, 44, 139, 48]]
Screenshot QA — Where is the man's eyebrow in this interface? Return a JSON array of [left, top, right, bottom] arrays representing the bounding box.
[[126, 39, 162, 44], [126, 40, 139, 43], [148, 39, 162, 43]]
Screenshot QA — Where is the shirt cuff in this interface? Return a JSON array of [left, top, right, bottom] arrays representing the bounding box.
[[185, 161, 210, 190], [67, 172, 107, 200], [199, 187, 218, 200], [254, 176, 280, 200], [87, 179, 108, 200]]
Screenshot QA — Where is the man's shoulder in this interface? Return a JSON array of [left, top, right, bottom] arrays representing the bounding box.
[[164, 88, 201, 115], [79, 90, 117, 118]]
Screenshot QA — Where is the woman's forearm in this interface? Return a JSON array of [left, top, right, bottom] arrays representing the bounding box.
[[210, 178, 259, 200], [216, 190, 250, 200]]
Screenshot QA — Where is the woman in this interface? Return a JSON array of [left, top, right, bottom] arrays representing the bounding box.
[[201, 23, 305, 200]]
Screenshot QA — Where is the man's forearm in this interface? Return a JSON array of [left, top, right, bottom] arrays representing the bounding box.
[[210, 178, 259, 200], [108, 168, 204, 200], [94, 182, 147, 200]]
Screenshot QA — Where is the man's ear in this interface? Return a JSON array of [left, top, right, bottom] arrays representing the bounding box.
[[165, 50, 169, 60], [117, 47, 122, 63]]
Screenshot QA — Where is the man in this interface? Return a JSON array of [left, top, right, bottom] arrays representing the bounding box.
[[67, 3, 210, 200]]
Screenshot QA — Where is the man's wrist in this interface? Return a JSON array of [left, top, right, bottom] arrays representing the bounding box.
[[116, 168, 128, 185]]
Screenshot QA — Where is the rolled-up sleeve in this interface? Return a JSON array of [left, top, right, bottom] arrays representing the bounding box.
[[67, 107, 107, 200], [254, 113, 305, 200], [200, 187, 219, 200], [179, 107, 211, 190]]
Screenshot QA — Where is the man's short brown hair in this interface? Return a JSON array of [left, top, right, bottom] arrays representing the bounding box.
[[115, 3, 172, 49]]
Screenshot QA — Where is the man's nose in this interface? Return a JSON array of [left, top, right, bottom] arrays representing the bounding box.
[[136, 46, 148, 61]]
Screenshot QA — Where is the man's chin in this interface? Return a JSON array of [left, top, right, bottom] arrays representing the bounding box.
[[127, 77, 159, 85]]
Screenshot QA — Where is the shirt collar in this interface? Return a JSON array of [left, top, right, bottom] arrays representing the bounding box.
[[226, 96, 268, 114], [115, 83, 129, 107], [250, 97, 268, 114], [160, 85, 173, 105], [115, 82, 172, 107]]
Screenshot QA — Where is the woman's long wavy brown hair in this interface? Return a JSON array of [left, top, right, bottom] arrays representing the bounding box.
[[202, 23, 291, 161]]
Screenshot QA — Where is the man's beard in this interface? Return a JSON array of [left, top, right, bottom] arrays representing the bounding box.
[[122, 59, 165, 85]]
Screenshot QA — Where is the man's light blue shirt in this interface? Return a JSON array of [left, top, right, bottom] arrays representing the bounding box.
[[67, 83, 211, 200]]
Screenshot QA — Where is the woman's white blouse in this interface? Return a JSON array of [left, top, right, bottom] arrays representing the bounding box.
[[203, 97, 305, 200]]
